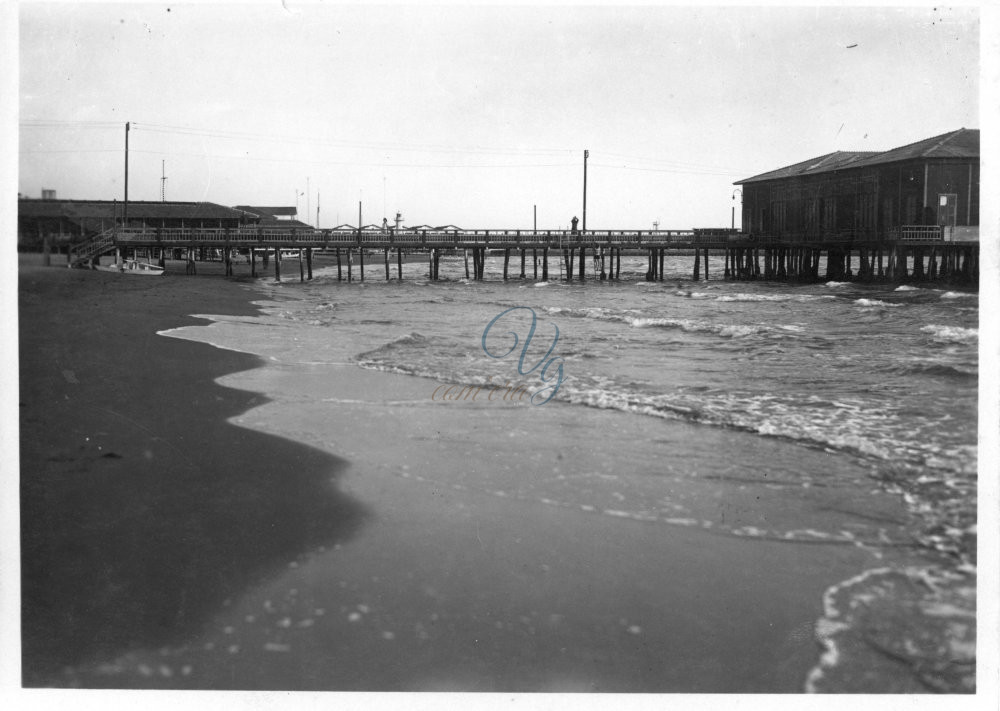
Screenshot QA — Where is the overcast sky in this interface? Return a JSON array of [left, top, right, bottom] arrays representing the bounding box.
[[17, 2, 981, 230]]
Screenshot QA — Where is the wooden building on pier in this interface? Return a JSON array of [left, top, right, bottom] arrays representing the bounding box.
[[735, 128, 979, 243], [17, 199, 250, 251]]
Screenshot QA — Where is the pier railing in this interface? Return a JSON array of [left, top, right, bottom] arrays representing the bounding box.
[[890, 226, 943, 242], [105, 224, 959, 251], [111, 226, 718, 247]]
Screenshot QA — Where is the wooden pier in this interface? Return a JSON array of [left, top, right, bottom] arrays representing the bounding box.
[[71, 225, 980, 285]]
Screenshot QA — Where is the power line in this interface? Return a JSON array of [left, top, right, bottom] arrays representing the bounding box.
[[131, 122, 575, 158], [115, 148, 572, 169], [20, 119, 758, 174], [591, 162, 748, 177], [20, 120, 122, 128]]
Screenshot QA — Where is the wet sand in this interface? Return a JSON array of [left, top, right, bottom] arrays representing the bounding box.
[[19, 258, 930, 693], [18, 262, 367, 685]]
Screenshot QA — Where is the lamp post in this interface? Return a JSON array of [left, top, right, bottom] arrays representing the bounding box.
[[731, 188, 743, 230]]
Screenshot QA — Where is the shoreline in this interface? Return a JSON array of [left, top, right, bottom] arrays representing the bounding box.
[[18, 263, 367, 684], [17, 259, 969, 692], [126, 285, 935, 691]]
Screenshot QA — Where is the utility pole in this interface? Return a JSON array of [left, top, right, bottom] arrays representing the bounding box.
[[161, 160, 167, 202], [316, 191, 320, 229], [306, 177, 310, 226], [124, 121, 130, 226], [582, 149, 589, 232], [534, 204, 537, 232]]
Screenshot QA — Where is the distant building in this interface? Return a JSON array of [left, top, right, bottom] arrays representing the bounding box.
[[734, 128, 979, 242], [17, 199, 249, 250]]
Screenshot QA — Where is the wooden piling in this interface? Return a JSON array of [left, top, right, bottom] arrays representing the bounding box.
[[359, 247, 365, 282], [658, 248, 665, 281], [336, 247, 342, 281], [533, 249, 538, 280], [543, 247, 549, 281], [692, 251, 700, 281], [397, 248, 403, 280], [579, 245, 586, 280], [298, 249, 304, 282], [347, 248, 353, 282], [503, 248, 510, 280], [274, 246, 281, 282], [520, 249, 526, 279], [306, 248, 313, 280]]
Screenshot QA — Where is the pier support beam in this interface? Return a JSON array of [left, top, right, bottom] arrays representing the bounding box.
[[397, 248, 403, 280], [274, 247, 281, 282]]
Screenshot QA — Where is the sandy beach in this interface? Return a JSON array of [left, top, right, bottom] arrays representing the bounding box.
[[18, 257, 955, 693], [18, 260, 368, 685]]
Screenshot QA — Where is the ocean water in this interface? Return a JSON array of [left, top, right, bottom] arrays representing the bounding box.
[[150, 251, 976, 692]]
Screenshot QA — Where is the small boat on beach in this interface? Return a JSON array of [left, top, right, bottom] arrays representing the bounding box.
[[93, 259, 165, 276]]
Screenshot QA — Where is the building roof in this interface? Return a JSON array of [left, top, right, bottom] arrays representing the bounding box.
[[848, 127, 979, 168], [736, 151, 878, 184], [735, 128, 979, 185], [233, 205, 298, 218], [18, 199, 245, 220]]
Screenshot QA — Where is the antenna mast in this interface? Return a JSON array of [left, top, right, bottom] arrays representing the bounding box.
[[160, 160, 167, 202]]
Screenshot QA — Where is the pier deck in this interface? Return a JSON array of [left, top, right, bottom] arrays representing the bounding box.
[[72, 226, 980, 284]]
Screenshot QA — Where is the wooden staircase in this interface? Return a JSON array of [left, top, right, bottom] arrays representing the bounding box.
[[68, 228, 116, 267]]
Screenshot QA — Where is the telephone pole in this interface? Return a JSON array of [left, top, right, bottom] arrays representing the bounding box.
[[123, 121, 130, 226], [160, 160, 167, 202], [582, 149, 589, 232]]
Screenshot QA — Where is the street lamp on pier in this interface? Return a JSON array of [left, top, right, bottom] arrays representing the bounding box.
[[731, 189, 743, 230]]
